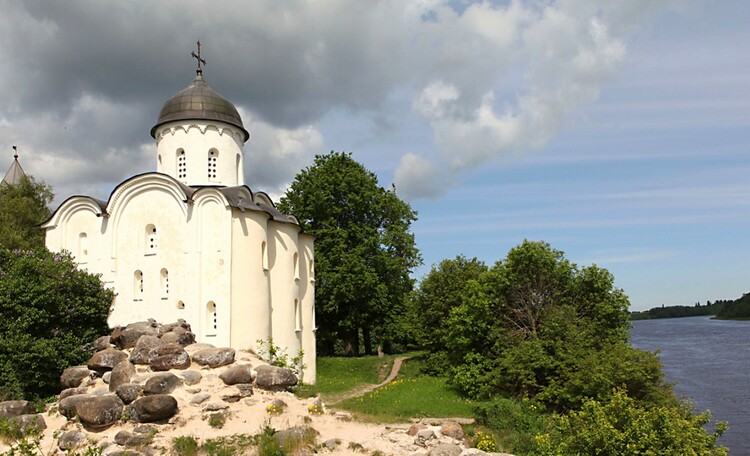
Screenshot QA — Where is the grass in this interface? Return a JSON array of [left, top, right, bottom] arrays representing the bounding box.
[[295, 354, 399, 398], [336, 356, 481, 422]]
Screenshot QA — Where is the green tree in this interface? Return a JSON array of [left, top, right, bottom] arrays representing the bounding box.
[[0, 246, 113, 400], [0, 175, 53, 250], [278, 152, 421, 355]]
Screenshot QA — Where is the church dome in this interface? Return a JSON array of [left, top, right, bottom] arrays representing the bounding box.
[[150, 74, 249, 142]]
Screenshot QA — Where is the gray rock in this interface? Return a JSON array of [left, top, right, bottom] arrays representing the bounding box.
[[180, 370, 202, 386], [274, 425, 318, 448], [0, 400, 35, 419], [202, 401, 229, 411], [60, 366, 93, 388], [428, 444, 463, 456], [149, 343, 191, 371], [254, 364, 297, 391], [93, 335, 112, 351], [183, 343, 215, 355], [143, 372, 182, 395], [111, 320, 160, 349], [91, 387, 110, 396], [220, 384, 254, 402], [440, 421, 465, 440], [129, 335, 165, 365], [114, 430, 151, 447], [58, 394, 90, 418], [102, 372, 111, 384], [128, 395, 178, 423], [58, 430, 87, 451], [109, 359, 136, 392], [87, 348, 128, 374], [59, 387, 87, 401], [7, 414, 46, 433], [115, 383, 143, 404], [219, 364, 255, 385], [415, 429, 437, 446], [189, 393, 211, 405], [323, 438, 340, 450], [75, 395, 124, 431], [162, 330, 196, 346], [158, 320, 191, 335], [192, 347, 235, 368]]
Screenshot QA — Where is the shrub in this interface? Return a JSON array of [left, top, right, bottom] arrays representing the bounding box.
[[172, 436, 199, 456], [0, 247, 113, 400]]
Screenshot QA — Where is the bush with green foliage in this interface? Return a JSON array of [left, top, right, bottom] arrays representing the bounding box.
[[0, 246, 113, 400], [535, 389, 728, 455]]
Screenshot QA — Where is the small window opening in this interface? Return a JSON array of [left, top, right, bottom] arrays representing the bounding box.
[[177, 149, 187, 179], [293, 252, 299, 281], [176, 300, 185, 310], [311, 304, 316, 331], [133, 270, 143, 301], [145, 224, 157, 254], [78, 232, 88, 263], [261, 241, 268, 271], [294, 299, 302, 332], [206, 301, 217, 336], [309, 259, 315, 283], [160, 268, 169, 299]]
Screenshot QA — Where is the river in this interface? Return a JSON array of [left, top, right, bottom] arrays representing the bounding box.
[[630, 316, 750, 454]]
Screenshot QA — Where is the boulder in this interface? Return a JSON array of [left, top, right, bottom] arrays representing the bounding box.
[[75, 394, 124, 431], [109, 360, 136, 392], [58, 430, 87, 451], [58, 394, 90, 419], [202, 401, 229, 412], [274, 425, 318, 448], [87, 348, 128, 374], [114, 430, 151, 447], [428, 444, 463, 456], [102, 372, 111, 384], [93, 335, 112, 351], [115, 383, 143, 405], [220, 384, 253, 402], [183, 343, 215, 355], [143, 372, 182, 395], [408, 424, 428, 436], [8, 414, 46, 433], [192, 347, 235, 368], [189, 393, 211, 405], [219, 364, 255, 385], [149, 344, 191, 371], [0, 400, 35, 419], [60, 366, 93, 388], [59, 387, 87, 401], [179, 370, 202, 386], [128, 395, 178, 423], [254, 364, 297, 391], [440, 421, 465, 440], [129, 335, 164, 365], [415, 429, 437, 447], [158, 320, 191, 335], [111, 320, 159, 349]]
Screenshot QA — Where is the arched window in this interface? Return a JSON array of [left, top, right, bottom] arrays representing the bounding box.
[[294, 299, 302, 332], [176, 300, 185, 310], [177, 149, 186, 179], [208, 149, 218, 180], [293, 252, 299, 281], [133, 270, 143, 301], [206, 301, 217, 336], [145, 224, 157, 255], [160, 268, 169, 299], [78, 232, 88, 263], [261, 241, 268, 271]]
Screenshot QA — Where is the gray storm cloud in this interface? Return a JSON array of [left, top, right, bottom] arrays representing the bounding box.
[[0, 0, 674, 202]]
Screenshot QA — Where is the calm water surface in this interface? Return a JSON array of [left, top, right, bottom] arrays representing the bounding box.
[[630, 316, 750, 455]]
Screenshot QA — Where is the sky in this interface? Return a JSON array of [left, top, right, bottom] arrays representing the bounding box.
[[0, 0, 747, 311]]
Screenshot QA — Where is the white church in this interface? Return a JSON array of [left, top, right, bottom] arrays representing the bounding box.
[[42, 52, 316, 382]]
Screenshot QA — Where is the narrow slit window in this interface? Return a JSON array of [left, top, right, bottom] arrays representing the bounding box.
[[208, 149, 218, 180], [294, 299, 302, 331], [206, 301, 217, 336], [309, 259, 314, 283], [145, 224, 157, 254], [133, 270, 143, 301], [177, 149, 186, 179], [261, 241, 268, 271], [293, 252, 299, 281], [160, 268, 169, 299], [78, 232, 88, 263]]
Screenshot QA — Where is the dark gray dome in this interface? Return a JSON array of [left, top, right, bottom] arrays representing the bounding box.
[[150, 74, 249, 142]]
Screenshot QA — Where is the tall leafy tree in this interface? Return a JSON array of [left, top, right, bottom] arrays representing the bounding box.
[[0, 175, 53, 250], [278, 152, 421, 355]]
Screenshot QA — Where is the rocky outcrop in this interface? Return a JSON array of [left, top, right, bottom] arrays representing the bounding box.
[[219, 364, 255, 385], [143, 372, 182, 395], [128, 395, 178, 423]]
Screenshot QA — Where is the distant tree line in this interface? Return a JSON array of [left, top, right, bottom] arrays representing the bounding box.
[[630, 301, 726, 320], [714, 293, 750, 320]]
